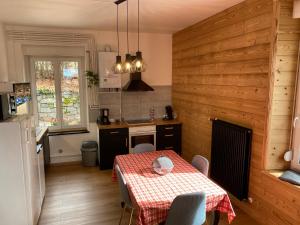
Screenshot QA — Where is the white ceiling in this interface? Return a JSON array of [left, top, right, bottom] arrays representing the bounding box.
[[0, 0, 244, 33]]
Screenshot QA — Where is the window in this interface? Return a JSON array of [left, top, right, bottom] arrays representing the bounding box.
[[31, 57, 86, 130]]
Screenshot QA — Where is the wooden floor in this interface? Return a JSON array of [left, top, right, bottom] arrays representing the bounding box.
[[38, 164, 260, 225]]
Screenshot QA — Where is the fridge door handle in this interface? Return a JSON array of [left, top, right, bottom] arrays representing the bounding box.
[[26, 128, 29, 143]]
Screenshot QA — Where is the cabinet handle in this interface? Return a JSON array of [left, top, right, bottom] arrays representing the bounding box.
[[165, 134, 174, 137], [110, 131, 119, 134], [165, 127, 174, 130], [165, 146, 173, 149]]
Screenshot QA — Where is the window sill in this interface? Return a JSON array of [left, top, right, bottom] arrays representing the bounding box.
[[263, 170, 300, 191], [48, 128, 89, 136]]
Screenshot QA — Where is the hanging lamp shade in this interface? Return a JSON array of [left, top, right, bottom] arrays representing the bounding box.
[[112, 2, 123, 74], [132, 0, 146, 72], [113, 55, 123, 74], [132, 51, 146, 72]]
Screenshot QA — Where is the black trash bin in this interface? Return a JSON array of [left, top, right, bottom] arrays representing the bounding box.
[[81, 141, 98, 167]]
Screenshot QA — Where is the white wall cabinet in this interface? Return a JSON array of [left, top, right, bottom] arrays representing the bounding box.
[[6, 40, 28, 83], [0, 23, 8, 82]]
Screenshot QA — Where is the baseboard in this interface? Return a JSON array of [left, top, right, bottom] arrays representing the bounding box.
[[50, 154, 82, 164]]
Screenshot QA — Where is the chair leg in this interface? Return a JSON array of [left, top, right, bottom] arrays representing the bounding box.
[[121, 201, 125, 208], [128, 208, 134, 225], [119, 205, 126, 225]]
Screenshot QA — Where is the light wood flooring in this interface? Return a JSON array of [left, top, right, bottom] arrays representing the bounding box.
[[38, 164, 260, 225]]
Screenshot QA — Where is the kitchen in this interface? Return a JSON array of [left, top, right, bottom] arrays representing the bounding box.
[[1, 1, 300, 225]]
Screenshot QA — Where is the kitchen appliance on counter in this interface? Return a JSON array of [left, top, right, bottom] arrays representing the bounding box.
[[13, 82, 31, 106], [129, 125, 156, 153], [0, 93, 16, 121], [164, 105, 174, 120], [0, 94, 10, 121], [98, 108, 110, 125]]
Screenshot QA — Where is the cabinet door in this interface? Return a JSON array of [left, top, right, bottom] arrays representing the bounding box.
[[99, 128, 128, 170], [156, 124, 182, 155]]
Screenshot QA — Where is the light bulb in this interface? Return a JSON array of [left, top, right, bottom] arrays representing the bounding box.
[[132, 51, 146, 72], [135, 60, 142, 69], [116, 63, 122, 73], [113, 55, 123, 74], [123, 53, 133, 73], [126, 62, 131, 70]]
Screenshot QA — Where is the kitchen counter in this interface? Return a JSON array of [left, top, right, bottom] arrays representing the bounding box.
[[98, 119, 181, 130], [36, 127, 48, 143]]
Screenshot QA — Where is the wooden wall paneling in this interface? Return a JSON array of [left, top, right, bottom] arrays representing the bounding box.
[[173, 0, 300, 224]]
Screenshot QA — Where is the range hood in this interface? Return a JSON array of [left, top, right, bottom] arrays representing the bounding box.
[[123, 72, 154, 92]]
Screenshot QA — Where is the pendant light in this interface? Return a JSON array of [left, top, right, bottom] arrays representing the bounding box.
[[112, 2, 123, 74], [122, 0, 133, 73], [132, 0, 146, 72]]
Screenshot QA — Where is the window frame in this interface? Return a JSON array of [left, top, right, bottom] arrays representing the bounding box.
[[291, 54, 300, 172], [30, 56, 87, 131]]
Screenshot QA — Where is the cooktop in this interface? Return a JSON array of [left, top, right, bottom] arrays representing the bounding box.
[[125, 119, 154, 125]]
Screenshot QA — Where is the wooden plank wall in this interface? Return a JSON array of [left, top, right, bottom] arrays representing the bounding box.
[[172, 0, 300, 224], [266, 0, 300, 170], [173, 0, 272, 178]]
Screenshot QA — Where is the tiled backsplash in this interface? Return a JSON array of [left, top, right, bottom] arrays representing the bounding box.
[[89, 86, 172, 122]]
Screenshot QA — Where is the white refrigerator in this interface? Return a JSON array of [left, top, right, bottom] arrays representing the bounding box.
[[0, 115, 42, 225]]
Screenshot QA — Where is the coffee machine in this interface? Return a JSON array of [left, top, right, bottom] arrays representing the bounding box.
[[98, 108, 110, 125]]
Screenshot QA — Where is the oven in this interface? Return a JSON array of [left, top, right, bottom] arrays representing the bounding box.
[[129, 125, 156, 153]]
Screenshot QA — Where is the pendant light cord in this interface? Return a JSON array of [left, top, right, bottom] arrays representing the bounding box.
[[117, 4, 120, 56], [138, 0, 140, 51], [127, 0, 129, 53]]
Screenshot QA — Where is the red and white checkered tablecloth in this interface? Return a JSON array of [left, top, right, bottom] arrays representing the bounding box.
[[113, 150, 236, 225]]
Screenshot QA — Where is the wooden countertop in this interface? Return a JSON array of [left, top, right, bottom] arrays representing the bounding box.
[[98, 119, 181, 130]]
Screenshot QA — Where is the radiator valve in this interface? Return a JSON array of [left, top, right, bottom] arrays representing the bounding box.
[[248, 197, 253, 204]]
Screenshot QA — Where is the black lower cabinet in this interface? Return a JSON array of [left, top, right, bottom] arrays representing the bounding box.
[[156, 124, 182, 155], [99, 128, 129, 170]]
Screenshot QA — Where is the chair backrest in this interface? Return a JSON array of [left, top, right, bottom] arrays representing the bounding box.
[[191, 155, 209, 177], [115, 165, 132, 206], [165, 192, 206, 225], [133, 143, 155, 154]]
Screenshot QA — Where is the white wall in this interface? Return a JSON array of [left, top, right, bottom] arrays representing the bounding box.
[[95, 31, 172, 86], [49, 123, 98, 163]]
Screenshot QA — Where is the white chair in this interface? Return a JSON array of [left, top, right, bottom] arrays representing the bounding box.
[[191, 155, 209, 177], [115, 165, 134, 225], [133, 143, 155, 154]]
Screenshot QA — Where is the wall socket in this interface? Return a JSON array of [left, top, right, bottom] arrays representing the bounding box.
[[58, 149, 63, 154]]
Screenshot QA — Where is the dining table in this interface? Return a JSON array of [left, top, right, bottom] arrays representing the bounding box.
[[113, 150, 236, 225]]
